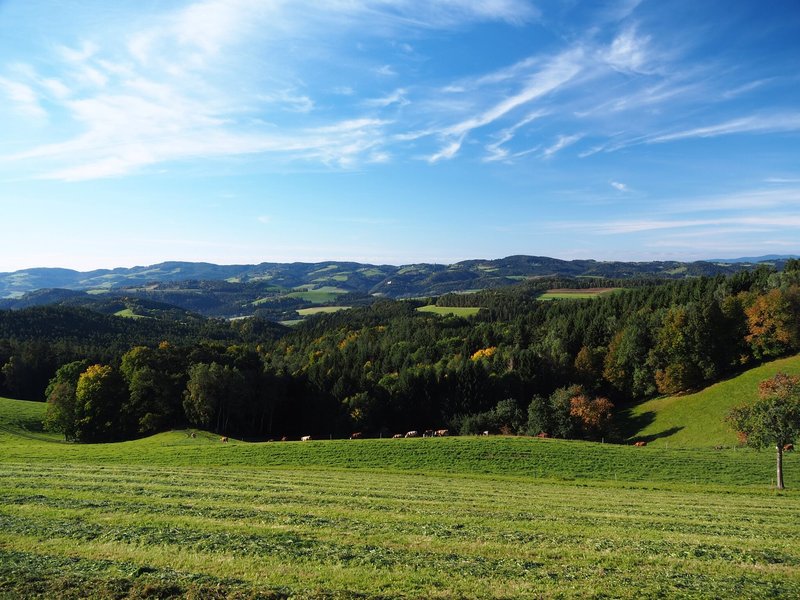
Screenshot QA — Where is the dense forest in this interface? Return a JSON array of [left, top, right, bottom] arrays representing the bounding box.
[[1, 261, 799, 443]]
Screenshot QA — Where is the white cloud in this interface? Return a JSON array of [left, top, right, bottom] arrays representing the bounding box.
[[765, 177, 800, 184], [375, 64, 397, 77], [0, 77, 46, 119], [364, 88, 409, 108], [596, 215, 800, 235], [650, 113, 800, 143], [601, 26, 653, 74], [259, 90, 315, 113], [610, 181, 629, 192], [483, 110, 546, 162], [447, 50, 582, 138], [542, 133, 582, 158], [427, 136, 464, 163]]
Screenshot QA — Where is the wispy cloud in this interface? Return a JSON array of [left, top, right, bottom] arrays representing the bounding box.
[[600, 26, 654, 74], [364, 88, 409, 108], [610, 181, 629, 192], [650, 113, 800, 143], [593, 215, 800, 235], [375, 65, 397, 77], [483, 110, 547, 162], [259, 89, 315, 113], [0, 76, 47, 119], [542, 134, 582, 159], [1, 0, 797, 183]]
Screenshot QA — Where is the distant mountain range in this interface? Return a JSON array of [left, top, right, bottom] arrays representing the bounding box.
[[0, 255, 794, 320], [708, 254, 799, 264]]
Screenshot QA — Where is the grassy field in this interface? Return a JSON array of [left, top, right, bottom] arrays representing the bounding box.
[[538, 288, 621, 301], [287, 286, 349, 304], [113, 308, 147, 319], [2, 396, 800, 598], [416, 305, 481, 317], [296, 306, 351, 316], [625, 354, 800, 448]]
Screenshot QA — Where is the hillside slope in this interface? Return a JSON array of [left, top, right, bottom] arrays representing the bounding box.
[[625, 354, 800, 448]]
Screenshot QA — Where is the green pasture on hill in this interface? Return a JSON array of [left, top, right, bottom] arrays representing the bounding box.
[[625, 354, 800, 448], [416, 305, 481, 317], [296, 306, 351, 316], [537, 288, 622, 301], [2, 396, 800, 598], [286, 286, 349, 304]]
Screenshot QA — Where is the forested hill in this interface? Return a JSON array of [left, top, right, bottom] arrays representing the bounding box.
[[3, 263, 799, 444], [1, 255, 791, 299]]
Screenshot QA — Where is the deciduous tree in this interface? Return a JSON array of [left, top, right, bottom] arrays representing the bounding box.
[[726, 372, 800, 489]]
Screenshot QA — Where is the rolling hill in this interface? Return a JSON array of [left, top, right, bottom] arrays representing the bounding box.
[[624, 354, 800, 448], [1, 255, 791, 320]]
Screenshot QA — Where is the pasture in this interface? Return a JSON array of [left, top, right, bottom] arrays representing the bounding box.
[[287, 286, 349, 304], [296, 306, 351, 316], [1, 397, 800, 598], [625, 354, 800, 448], [537, 288, 622, 301], [416, 305, 481, 317]]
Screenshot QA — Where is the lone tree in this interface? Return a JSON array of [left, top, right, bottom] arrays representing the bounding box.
[[726, 372, 800, 489]]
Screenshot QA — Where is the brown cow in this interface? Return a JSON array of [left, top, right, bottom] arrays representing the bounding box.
[[220, 436, 228, 443], [301, 435, 312, 441], [350, 432, 363, 440], [536, 432, 550, 439], [435, 429, 449, 437], [784, 443, 794, 452], [405, 430, 419, 438], [392, 433, 404, 439], [634, 441, 647, 447]]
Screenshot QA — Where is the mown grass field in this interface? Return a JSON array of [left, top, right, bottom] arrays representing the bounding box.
[[2, 396, 800, 598], [416, 305, 481, 317], [625, 354, 800, 448]]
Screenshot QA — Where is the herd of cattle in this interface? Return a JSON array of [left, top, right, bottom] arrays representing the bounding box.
[[211, 429, 455, 443], [207, 434, 798, 448]]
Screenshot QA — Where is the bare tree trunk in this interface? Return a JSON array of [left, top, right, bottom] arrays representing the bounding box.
[[777, 445, 785, 490]]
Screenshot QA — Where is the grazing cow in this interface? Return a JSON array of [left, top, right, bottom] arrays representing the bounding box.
[[784, 443, 794, 452], [220, 436, 228, 443], [435, 429, 449, 437], [423, 429, 435, 438], [301, 435, 312, 441], [350, 432, 363, 440], [405, 430, 419, 438], [481, 430, 489, 436], [393, 434, 404, 439], [634, 441, 647, 447], [536, 432, 550, 439], [280, 436, 288, 442]]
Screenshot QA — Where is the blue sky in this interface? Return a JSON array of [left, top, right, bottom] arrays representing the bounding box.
[[1, 0, 799, 271]]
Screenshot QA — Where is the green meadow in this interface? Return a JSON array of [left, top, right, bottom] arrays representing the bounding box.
[[287, 286, 349, 304], [416, 305, 481, 317], [625, 354, 800, 448], [296, 306, 351, 316], [1, 395, 800, 598], [537, 288, 622, 301]]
